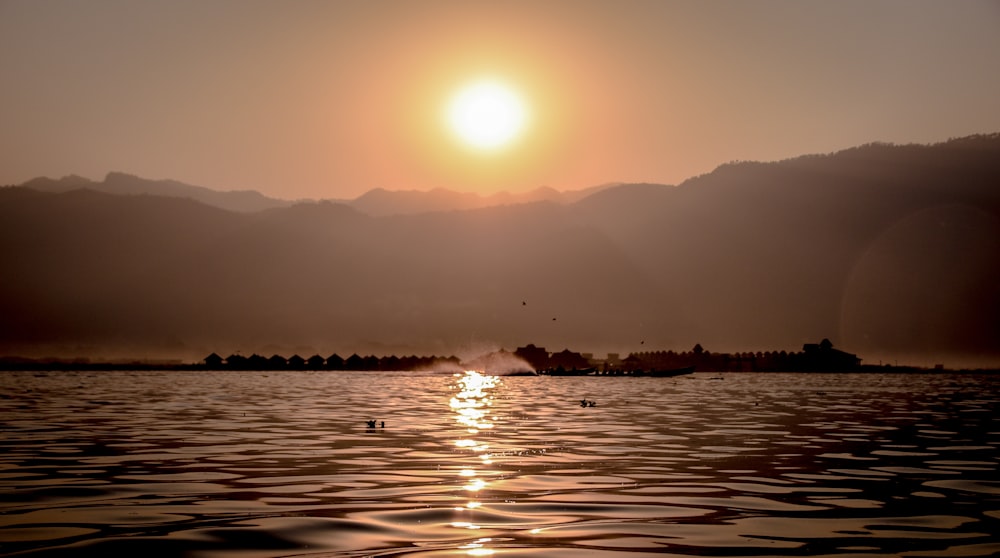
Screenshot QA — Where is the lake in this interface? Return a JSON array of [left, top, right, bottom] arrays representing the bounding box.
[[1, 370, 998, 557]]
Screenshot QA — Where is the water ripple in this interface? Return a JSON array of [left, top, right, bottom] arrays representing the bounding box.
[[0, 370, 997, 556]]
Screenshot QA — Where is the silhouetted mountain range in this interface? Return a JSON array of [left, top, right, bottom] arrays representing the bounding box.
[[349, 184, 614, 216], [2, 135, 998, 367], [22, 172, 295, 213], [16, 172, 613, 216]]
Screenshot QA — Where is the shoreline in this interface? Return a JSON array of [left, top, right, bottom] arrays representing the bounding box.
[[1, 359, 996, 375]]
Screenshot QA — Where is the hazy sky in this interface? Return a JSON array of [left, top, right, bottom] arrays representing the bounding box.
[[2, 0, 999, 200]]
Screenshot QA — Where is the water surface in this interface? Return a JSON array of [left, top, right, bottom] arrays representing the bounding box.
[[1, 371, 998, 557]]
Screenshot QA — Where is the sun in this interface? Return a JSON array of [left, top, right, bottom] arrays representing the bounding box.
[[446, 79, 527, 151]]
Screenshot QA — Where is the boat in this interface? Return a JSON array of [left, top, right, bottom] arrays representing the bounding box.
[[501, 369, 538, 376], [541, 366, 694, 377], [541, 367, 596, 376], [642, 366, 696, 377]]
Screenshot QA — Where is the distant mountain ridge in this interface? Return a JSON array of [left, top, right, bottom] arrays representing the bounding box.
[[3, 134, 998, 366], [16, 173, 616, 216], [348, 184, 615, 216], [22, 172, 295, 213]]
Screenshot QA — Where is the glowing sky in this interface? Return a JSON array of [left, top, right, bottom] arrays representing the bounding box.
[[2, 0, 998, 199]]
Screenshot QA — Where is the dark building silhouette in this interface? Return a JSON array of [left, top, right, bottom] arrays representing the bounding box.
[[326, 353, 344, 370], [199, 350, 460, 371], [203, 352, 223, 368], [306, 354, 325, 369], [224, 354, 245, 368], [247, 354, 269, 369], [345, 354, 365, 370], [549, 348, 590, 370], [267, 354, 287, 369], [793, 338, 861, 371], [379, 355, 400, 371], [514, 344, 550, 370]]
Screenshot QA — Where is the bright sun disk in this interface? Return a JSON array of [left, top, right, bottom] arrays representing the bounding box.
[[447, 80, 527, 150]]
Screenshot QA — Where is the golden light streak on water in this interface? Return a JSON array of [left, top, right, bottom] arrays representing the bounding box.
[[463, 478, 487, 492], [449, 371, 503, 554], [460, 537, 495, 556]]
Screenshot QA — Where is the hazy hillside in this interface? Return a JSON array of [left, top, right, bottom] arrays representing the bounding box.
[[2, 135, 998, 366], [18, 173, 612, 216], [573, 135, 1000, 365], [22, 172, 293, 213], [348, 184, 614, 216]]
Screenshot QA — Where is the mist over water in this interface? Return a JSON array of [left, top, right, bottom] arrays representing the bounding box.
[[1, 370, 998, 557]]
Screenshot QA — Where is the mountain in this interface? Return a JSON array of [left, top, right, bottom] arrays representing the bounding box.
[[18, 173, 613, 216], [573, 136, 1000, 366], [346, 184, 614, 216], [22, 172, 294, 213], [2, 135, 998, 366]]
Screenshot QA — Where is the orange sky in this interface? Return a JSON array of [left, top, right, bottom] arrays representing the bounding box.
[[2, 0, 999, 199]]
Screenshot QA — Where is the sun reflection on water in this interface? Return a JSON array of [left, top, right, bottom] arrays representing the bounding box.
[[465, 547, 494, 556], [451, 370, 497, 432], [463, 477, 487, 492], [449, 371, 501, 555], [460, 538, 495, 556]]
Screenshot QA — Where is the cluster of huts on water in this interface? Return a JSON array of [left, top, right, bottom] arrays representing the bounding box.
[[202, 352, 460, 371], [611, 339, 862, 372], [201, 338, 861, 373], [511, 339, 860, 373]]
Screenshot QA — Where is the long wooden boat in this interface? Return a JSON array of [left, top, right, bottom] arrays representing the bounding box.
[[541, 367, 596, 376], [641, 365, 696, 377]]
